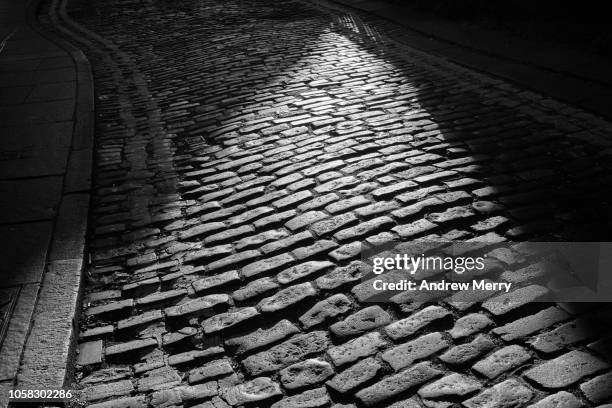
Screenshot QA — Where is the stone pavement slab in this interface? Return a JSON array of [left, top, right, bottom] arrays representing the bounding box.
[[0, 0, 93, 402]]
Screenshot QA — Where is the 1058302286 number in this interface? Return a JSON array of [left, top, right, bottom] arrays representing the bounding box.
[[8, 389, 73, 401]]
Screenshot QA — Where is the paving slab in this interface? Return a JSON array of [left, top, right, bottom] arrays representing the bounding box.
[[0, 0, 93, 400]]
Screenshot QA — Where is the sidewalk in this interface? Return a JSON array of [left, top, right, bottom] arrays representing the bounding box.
[[0, 0, 93, 404], [327, 0, 612, 120]]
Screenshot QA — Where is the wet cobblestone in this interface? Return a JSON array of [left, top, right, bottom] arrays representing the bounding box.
[[38, 0, 612, 405]]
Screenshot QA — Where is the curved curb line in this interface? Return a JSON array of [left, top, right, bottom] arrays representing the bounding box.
[[14, 0, 94, 391]]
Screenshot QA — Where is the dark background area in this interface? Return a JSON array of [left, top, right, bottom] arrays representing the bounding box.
[[392, 0, 612, 56]]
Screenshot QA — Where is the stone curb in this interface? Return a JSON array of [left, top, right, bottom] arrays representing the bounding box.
[[11, 0, 94, 392], [322, 0, 612, 121]]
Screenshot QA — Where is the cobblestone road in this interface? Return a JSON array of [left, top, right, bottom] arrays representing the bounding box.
[[40, 0, 612, 406]]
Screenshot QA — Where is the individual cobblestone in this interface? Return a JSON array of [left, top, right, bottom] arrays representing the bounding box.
[[492, 306, 569, 341], [188, 359, 234, 384], [524, 350, 609, 389], [299, 294, 352, 328], [241, 253, 295, 279], [528, 317, 599, 353], [277, 260, 334, 285], [527, 392, 584, 408], [315, 261, 370, 290], [385, 305, 451, 340], [417, 373, 481, 399], [232, 277, 279, 302], [472, 345, 532, 379], [355, 362, 442, 406], [279, 359, 334, 390], [165, 295, 230, 318], [448, 313, 494, 339], [439, 334, 496, 365], [326, 331, 387, 366], [221, 377, 282, 406], [463, 379, 534, 408], [271, 387, 330, 408], [192, 271, 240, 294], [225, 319, 300, 355], [326, 357, 383, 394], [258, 282, 317, 313], [329, 306, 391, 339], [580, 372, 612, 404], [202, 307, 260, 334], [382, 331, 451, 371], [482, 285, 549, 316], [242, 331, 329, 375]]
